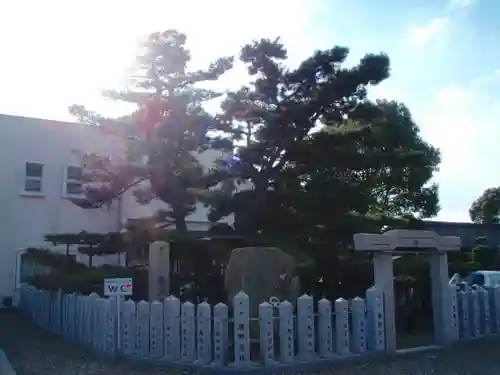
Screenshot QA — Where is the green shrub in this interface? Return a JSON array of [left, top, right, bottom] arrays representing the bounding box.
[[28, 265, 148, 299], [23, 247, 86, 271], [449, 260, 478, 277]]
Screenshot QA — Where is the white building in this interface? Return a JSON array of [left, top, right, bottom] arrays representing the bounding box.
[[0, 114, 231, 306]]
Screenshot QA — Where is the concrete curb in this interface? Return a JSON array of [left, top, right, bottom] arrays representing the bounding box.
[[0, 349, 15, 375]]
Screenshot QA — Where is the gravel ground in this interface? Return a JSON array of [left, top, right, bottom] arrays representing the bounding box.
[[2, 309, 500, 375]]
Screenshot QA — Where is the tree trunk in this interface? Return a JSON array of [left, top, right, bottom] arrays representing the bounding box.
[[252, 184, 268, 231], [65, 244, 70, 270], [172, 202, 188, 232], [175, 214, 188, 232]]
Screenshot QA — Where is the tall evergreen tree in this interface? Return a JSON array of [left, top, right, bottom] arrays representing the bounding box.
[[207, 39, 440, 242], [470, 187, 500, 224], [70, 30, 234, 231]]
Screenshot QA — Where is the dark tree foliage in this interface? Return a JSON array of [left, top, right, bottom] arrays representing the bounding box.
[[69, 30, 234, 231], [46, 231, 127, 268], [45, 232, 125, 254], [207, 38, 440, 244], [22, 247, 86, 271], [468, 236, 500, 269], [469, 187, 500, 224]]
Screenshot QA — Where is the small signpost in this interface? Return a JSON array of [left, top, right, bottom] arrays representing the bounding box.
[[104, 278, 133, 353], [104, 278, 133, 297]]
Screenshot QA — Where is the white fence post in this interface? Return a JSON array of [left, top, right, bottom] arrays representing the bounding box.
[[458, 290, 470, 339], [233, 292, 251, 367], [73, 294, 80, 343], [259, 301, 275, 364], [121, 300, 136, 356], [297, 294, 315, 360], [366, 286, 385, 352], [335, 298, 350, 356], [478, 287, 491, 335], [40, 290, 50, 330], [94, 297, 107, 352], [55, 289, 63, 336], [317, 298, 333, 358], [181, 301, 195, 362], [213, 302, 229, 366], [150, 300, 164, 359], [49, 292, 56, 333], [60, 292, 66, 337], [469, 287, 480, 337], [492, 286, 500, 333], [351, 297, 367, 354], [105, 297, 117, 355], [197, 301, 212, 365], [278, 300, 294, 363], [136, 300, 150, 358], [78, 295, 87, 344], [79, 295, 88, 344], [67, 294, 76, 341], [164, 296, 181, 360], [87, 294, 96, 347], [449, 285, 459, 341]]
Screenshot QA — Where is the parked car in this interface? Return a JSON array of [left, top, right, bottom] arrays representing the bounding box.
[[465, 270, 500, 288]]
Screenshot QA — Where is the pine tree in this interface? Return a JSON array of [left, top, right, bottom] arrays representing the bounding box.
[[70, 30, 234, 231], [207, 38, 440, 240]]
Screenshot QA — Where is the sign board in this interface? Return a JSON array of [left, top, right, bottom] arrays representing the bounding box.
[[104, 278, 133, 296]]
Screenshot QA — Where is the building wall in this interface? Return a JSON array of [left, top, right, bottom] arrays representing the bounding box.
[[422, 220, 500, 249], [0, 114, 126, 300], [0, 114, 235, 302]]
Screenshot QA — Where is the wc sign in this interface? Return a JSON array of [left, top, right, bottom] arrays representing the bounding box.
[[104, 278, 133, 296]]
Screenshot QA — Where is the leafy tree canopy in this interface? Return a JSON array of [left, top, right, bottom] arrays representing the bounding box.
[[67, 32, 440, 247], [469, 187, 500, 224], [206, 38, 440, 243]]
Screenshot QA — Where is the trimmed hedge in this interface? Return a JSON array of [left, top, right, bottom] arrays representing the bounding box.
[[28, 265, 148, 300]]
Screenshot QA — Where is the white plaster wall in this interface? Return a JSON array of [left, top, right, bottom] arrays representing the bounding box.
[[0, 114, 240, 301], [0, 114, 122, 299]]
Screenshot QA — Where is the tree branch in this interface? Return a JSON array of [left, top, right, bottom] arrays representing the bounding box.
[[81, 176, 150, 208]]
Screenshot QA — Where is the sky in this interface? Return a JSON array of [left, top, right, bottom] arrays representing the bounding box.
[[0, 0, 497, 223]]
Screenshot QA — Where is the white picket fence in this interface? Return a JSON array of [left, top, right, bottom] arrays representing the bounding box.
[[19, 282, 500, 371], [455, 283, 500, 339], [19, 284, 387, 370]]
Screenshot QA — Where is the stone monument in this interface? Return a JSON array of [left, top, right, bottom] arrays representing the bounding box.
[[225, 247, 300, 316]]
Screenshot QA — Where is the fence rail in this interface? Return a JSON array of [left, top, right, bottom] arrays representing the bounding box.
[[19, 285, 386, 373]]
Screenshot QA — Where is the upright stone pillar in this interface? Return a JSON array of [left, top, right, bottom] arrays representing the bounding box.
[[373, 253, 396, 352], [148, 241, 171, 301], [429, 252, 454, 345]]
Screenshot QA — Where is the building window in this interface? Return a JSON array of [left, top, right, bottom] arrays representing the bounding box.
[[64, 165, 84, 197], [24, 162, 43, 194]]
